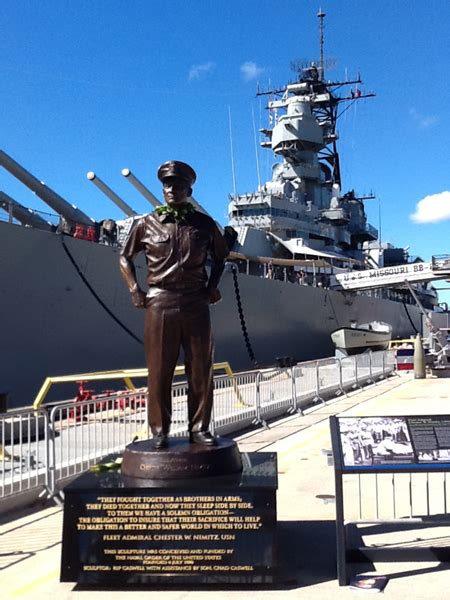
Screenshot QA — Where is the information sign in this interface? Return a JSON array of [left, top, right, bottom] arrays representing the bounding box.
[[331, 415, 450, 472]]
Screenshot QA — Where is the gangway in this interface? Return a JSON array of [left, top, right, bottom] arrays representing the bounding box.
[[330, 255, 450, 291]]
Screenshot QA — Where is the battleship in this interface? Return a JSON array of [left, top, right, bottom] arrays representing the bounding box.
[[0, 13, 442, 408]]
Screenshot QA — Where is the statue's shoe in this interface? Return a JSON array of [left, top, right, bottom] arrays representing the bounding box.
[[189, 431, 217, 446], [153, 433, 168, 449]]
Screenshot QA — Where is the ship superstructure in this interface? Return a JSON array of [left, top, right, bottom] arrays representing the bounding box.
[[228, 11, 439, 312], [230, 13, 377, 264], [0, 12, 447, 408]]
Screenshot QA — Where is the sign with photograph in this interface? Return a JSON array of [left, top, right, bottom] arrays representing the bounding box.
[[332, 415, 450, 471]]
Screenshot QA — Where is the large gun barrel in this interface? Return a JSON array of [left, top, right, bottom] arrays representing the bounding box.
[[0, 150, 93, 226], [0, 191, 53, 231], [121, 168, 162, 207], [87, 172, 137, 217]]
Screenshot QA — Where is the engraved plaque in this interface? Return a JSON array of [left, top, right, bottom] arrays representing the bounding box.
[[61, 452, 277, 585]]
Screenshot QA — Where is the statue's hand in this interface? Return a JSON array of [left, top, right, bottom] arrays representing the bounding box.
[[131, 289, 146, 309], [208, 288, 222, 305]]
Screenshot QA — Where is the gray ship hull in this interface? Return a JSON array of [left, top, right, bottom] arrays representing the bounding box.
[[0, 221, 421, 407]]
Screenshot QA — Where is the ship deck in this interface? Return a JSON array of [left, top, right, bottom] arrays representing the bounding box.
[[2, 373, 450, 599]]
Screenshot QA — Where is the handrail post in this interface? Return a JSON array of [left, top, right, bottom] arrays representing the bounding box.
[[353, 355, 360, 389], [291, 366, 296, 413], [43, 407, 53, 499], [288, 365, 302, 414], [368, 350, 375, 384], [313, 361, 325, 404], [253, 371, 268, 429], [380, 350, 386, 380], [44, 406, 63, 506], [337, 358, 346, 396]]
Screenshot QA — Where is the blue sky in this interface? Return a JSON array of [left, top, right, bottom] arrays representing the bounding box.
[[1, 0, 449, 299]]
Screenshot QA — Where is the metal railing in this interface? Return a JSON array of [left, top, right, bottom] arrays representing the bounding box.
[[32, 362, 236, 409], [0, 350, 396, 503]]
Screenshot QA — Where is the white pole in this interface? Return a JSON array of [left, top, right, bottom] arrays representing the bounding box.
[[252, 104, 261, 189], [228, 106, 237, 197]]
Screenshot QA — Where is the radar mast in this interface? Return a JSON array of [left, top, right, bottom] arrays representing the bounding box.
[[318, 9, 326, 80]]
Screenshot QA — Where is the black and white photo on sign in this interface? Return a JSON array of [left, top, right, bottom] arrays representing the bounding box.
[[417, 448, 450, 462], [338, 417, 414, 466]]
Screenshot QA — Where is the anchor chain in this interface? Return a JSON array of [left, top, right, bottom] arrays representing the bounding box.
[[228, 263, 258, 366]]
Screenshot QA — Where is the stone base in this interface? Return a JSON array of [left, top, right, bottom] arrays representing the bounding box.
[[121, 437, 242, 482], [60, 452, 278, 585]]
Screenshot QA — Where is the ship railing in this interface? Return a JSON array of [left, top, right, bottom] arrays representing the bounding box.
[[0, 201, 59, 227], [0, 350, 397, 504]]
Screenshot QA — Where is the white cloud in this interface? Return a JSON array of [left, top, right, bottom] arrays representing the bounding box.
[[188, 62, 215, 81], [409, 107, 438, 129], [240, 61, 264, 82], [410, 191, 450, 223]]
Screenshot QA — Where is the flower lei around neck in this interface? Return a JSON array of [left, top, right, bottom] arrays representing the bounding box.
[[155, 203, 195, 221]]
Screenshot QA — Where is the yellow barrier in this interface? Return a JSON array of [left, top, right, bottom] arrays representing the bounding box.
[[388, 338, 421, 349], [32, 362, 241, 409]]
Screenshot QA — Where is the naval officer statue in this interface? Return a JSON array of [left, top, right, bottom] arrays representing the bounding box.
[[120, 160, 229, 449]]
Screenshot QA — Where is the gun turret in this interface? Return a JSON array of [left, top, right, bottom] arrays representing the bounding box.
[[0, 192, 53, 231], [0, 150, 93, 226], [87, 172, 137, 217]]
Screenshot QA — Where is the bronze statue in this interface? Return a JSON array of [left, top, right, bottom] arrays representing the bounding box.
[[120, 160, 228, 449]]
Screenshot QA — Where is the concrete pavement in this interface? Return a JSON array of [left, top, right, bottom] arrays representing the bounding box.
[[2, 373, 450, 599]]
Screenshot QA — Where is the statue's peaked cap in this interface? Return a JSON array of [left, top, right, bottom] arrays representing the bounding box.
[[157, 161, 196, 185]]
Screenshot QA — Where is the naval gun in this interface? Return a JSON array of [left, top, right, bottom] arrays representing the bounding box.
[[121, 168, 162, 208], [0, 191, 54, 231], [86, 171, 138, 217], [0, 150, 94, 226]]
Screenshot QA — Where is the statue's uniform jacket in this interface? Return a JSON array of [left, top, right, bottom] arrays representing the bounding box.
[[121, 209, 229, 436]]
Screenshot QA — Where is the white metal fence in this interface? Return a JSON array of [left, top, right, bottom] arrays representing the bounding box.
[[0, 350, 396, 503]]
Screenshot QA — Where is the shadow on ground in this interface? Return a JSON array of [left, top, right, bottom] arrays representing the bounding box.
[[276, 520, 338, 587]]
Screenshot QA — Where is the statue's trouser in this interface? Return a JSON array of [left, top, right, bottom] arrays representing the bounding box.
[[144, 288, 214, 437]]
